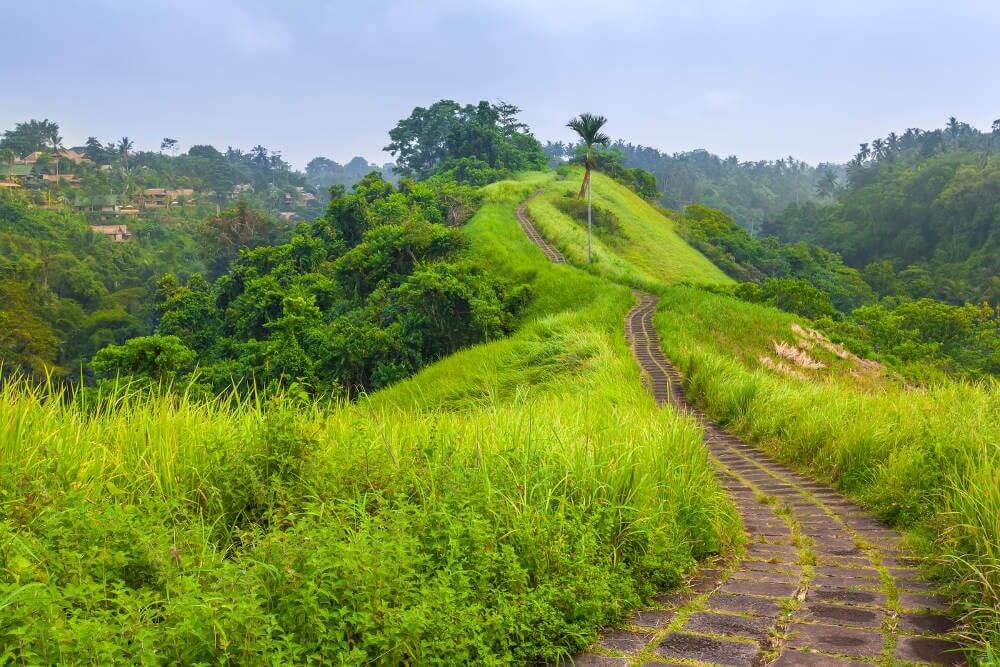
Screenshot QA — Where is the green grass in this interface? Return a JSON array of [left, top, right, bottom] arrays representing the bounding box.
[[525, 169, 732, 289], [0, 173, 740, 664], [655, 284, 1000, 656]]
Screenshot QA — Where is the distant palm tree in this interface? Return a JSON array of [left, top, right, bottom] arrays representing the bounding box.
[[856, 143, 871, 163], [566, 113, 610, 263], [47, 128, 63, 178], [814, 170, 838, 199], [117, 136, 134, 175], [871, 138, 886, 160]]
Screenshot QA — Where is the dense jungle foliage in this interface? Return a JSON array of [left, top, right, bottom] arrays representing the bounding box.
[[92, 174, 526, 396], [677, 204, 999, 379], [766, 118, 1000, 304]]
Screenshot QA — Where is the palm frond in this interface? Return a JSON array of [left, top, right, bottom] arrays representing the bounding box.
[[567, 113, 610, 147]]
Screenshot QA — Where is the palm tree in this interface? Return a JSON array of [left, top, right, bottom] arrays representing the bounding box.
[[814, 170, 838, 199], [117, 136, 134, 175], [871, 138, 886, 161], [856, 143, 871, 163], [566, 113, 609, 263], [47, 128, 63, 178]]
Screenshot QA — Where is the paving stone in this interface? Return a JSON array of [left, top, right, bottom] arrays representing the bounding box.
[[720, 579, 798, 597], [895, 578, 937, 593], [797, 602, 883, 628], [786, 622, 883, 658], [745, 543, 798, 562], [563, 654, 629, 666], [881, 555, 922, 568], [809, 575, 881, 590], [597, 628, 652, 653], [898, 612, 956, 635], [808, 587, 886, 607], [814, 565, 880, 580], [683, 611, 773, 640], [738, 560, 801, 575], [704, 592, 781, 617], [630, 609, 675, 628], [816, 555, 873, 567], [652, 590, 693, 607], [771, 648, 875, 665], [895, 636, 966, 665], [653, 632, 759, 666], [899, 592, 950, 612], [730, 569, 799, 585]]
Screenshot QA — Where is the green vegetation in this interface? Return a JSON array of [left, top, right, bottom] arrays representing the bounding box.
[[653, 285, 1000, 654], [0, 175, 739, 663], [526, 169, 731, 289], [677, 203, 999, 379], [0, 197, 212, 379], [552, 141, 830, 233], [94, 174, 519, 396], [385, 100, 547, 183], [767, 118, 1000, 303]]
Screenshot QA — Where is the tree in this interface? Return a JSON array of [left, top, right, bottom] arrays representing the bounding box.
[[0, 119, 60, 157], [385, 100, 545, 180], [46, 126, 63, 177], [83, 136, 111, 165], [117, 136, 134, 175], [814, 170, 838, 199], [91, 334, 196, 384], [566, 113, 610, 263], [160, 137, 179, 155]]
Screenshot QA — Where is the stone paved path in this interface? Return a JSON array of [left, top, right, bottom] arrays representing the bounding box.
[[511, 199, 967, 666], [516, 192, 567, 264], [563, 292, 964, 666]]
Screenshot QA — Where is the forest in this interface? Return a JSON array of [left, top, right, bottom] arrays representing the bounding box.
[[766, 118, 1000, 304]]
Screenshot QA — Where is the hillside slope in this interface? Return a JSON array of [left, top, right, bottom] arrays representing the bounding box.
[[384, 170, 993, 661]]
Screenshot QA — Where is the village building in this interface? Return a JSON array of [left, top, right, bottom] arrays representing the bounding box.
[[89, 224, 132, 242], [139, 187, 195, 209]]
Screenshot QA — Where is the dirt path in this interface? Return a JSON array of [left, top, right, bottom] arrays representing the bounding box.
[[567, 291, 963, 666], [511, 200, 965, 665], [516, 192, 567, 264]]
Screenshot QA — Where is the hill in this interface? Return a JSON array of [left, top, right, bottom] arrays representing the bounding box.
[[1, 146, 995, 662]]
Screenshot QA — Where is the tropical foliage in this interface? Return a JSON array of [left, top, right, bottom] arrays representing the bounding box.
[[766, 118, 1000, 303], [385, 100, 547, 182], [94, 174, 525, 396]]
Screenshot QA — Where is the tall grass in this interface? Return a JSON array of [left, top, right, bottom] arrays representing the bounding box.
[[655, 284, 1000, 655], [531, 170, 732, 287], [0, 176, 740, 663]]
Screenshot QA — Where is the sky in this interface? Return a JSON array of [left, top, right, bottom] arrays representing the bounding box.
[[3, 1, 999, 169]]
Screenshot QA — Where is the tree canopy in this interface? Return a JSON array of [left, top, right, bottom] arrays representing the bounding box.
[[385, 100, 546, 181]]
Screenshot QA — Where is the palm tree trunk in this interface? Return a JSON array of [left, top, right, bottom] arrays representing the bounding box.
[[578, 168, 590, 198], [587, 170, 593, 263]]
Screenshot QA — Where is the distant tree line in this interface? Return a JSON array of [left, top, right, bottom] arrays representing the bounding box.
[[766, 117, 1000, 304], [680, 204, 998, 379]]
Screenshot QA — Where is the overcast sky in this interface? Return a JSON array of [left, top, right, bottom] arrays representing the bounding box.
[[4, 1, 999, 169]]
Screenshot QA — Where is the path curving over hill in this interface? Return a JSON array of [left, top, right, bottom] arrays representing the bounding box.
[[516, 192, 567, 264], [512, 195, 965, 665], [574, 291, 963, 666]]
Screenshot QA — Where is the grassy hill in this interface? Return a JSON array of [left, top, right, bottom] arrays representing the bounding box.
[[523, 168, 731, 290], [0, 172, 740, 663], [1, 167, 995, 661]]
